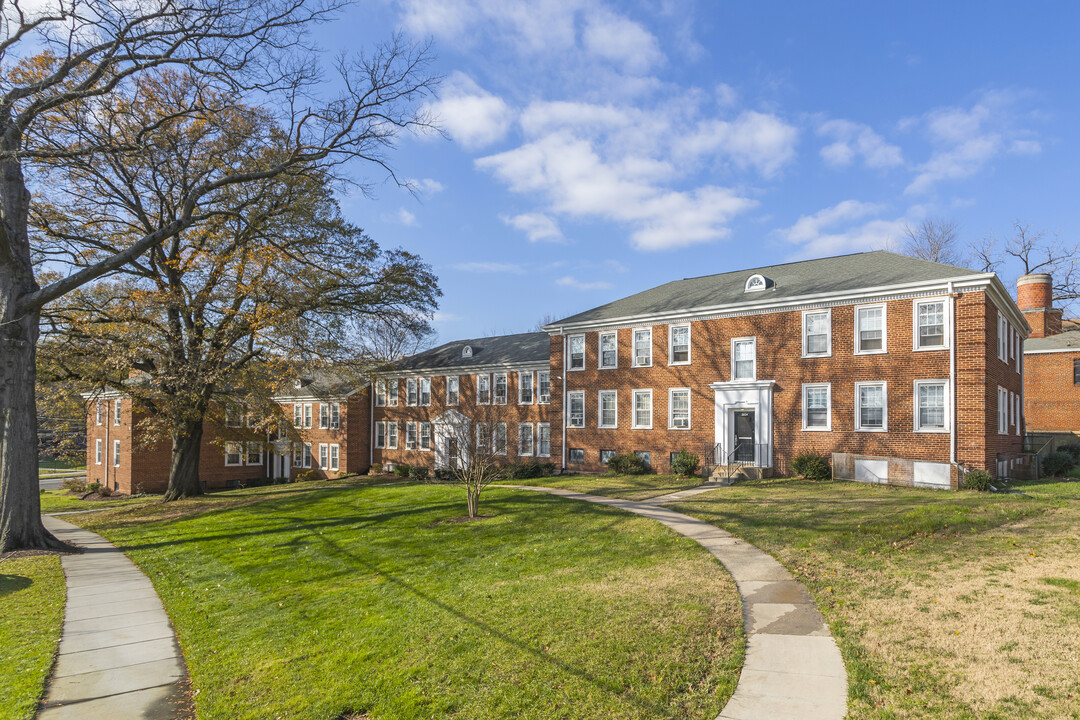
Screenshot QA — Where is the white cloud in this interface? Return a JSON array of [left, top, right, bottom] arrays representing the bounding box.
[[582, 8, 664, 74], [780, 200, 907, 258], [673, 111, 799, 178], [425, 72, 514, 150], [432, 311, 461, 322], [817, 119, 903, 169], [556, 275, 612, 290], [397, 208, 418, 226], [408, 177, 445, 194], [501, 212, 564, 242], [905, 90, 1038, 195], [452, 261, 526, 274]]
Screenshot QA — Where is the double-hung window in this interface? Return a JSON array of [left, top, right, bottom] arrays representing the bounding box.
[[914, 380, 948, 432], [113, 399, 122, 426], [855, 382, 887, 431], [95, 402, 103, 426], [225, 403, 242, 428], [387, 380, 398, 406], [518, 423, 534, 456], [633, 328, 652, 367], [538, 371, 551, 404], [537, 424, 551, 457], [519, 372, 533, 404], [295, 403, 312, 429], [1074, 359, 1080, 385], [407, 378, 418, 406], [302, 443, 313, 468], [224, 443, 241, 466], [998, 387, 1008, 434], [568, 335, 585, 370], [112, 441, 120, 467], [669, 324, 690, 364], [319, 403, 330, 429], [319, 443, 329, 468], [598, 390, 617, 428], [386, 422, 398, 450], [329, 402, 340, 429], [732, 338, 756, 380], [293, 443, 305, 467], [476, 423, 490, 452], [493, 373, 507, 404], [915, 300, 946, 350], [446, 376, 459, 405], [802, 310, 831, 357], [494, 423, 507, 455], [998, 316, 1009, 361], [246, 442, 262, 466], [632, 389, 652, 429], [568, 391, 585, 428], [406, 422, 417, 450], [95, 439, 103, 465], [329, 444, 339, 471], [375, 380, 387, 407], [855, 304, 886, 354], [420, 422, 431, 451], [375, 422, 386, 448], [599, 331, 618, 369], [419, 378, 431, 406], [477, 374, 491, 404], [669, 388, 690, 429], [802, 383, 831, 431]]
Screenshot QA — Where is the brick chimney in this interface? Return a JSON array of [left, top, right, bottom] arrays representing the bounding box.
[[1017, 273, 1062, 338]]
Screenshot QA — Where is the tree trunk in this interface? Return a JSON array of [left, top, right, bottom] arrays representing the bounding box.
[[467, 486, 479, 518], [163, 419, 205, 501], [0, 310, 69, 552]]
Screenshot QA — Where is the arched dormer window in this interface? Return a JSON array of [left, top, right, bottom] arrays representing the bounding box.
[[744, 274, 771, 293], [462, 345, 473, 358]]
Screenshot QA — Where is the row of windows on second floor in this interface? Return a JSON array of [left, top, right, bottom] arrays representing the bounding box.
[[564, 299, 961, 373], [373, 419, 553, 458], [565, 379, 1011, 435], [375, 370, 552, 408]]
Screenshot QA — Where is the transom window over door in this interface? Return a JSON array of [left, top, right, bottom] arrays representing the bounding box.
[[732, 338, 756, 380], [803, 310, 830, 357], [916, 300, 946, 349], [599, 331, 617, 369], [856, 305, 886, 353]]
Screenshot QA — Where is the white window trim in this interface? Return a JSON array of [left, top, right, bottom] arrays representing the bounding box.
[[518, 423, 534, 457], [567, 390, 585, 428], [387, 380, 398, 407], [913, 298, 949, 352], [329, 444, 340, 471], [406, 378, 418, 406], [477, 374, 491, 405], [801, 309, 832, 358], [632, 389, 652, 430], [329, 402, 340, 430], [998, 316, 1009, 362], [598, 330, 618, 369], [518, 371, 534, 405], [854, 303, 888, 355], [493, 372, 508, 405], [318, 443, 328, 468], [668, 387, 691, 430], [598, 390, 617, 429], [95, 402, 103, 426], [319, 403, 329, 429], [668, 323, 691, 366], [224, 442, 242, 467], [419, 422, 431, 452], [997, 386, 1008, 435], [538, 370, 551, 405], [418, 377, 431, 406], [854, 381, 888, 432], [303, 403, 312, 429], [405, 421, 417, 450], [374, 422, 386, 449], [537, 423, 551, 457], [731, 336, 757, 381], [246, 442, 264, 466], [446, 376, 459, 406], [112, 439, 121, 466], [567, 334, 586, 371], [1015, 393, 1021, 436], [303, 444, 313, 468], [913, 379, 950, 433], [801, 382, 832, 431], [113, 399, 122, 426], [386, 422, 398, 450], [375, 379, 386, 407], [494, 423, 507, 456], [95, 438, 103, 465], [632, 327, 653, 367]]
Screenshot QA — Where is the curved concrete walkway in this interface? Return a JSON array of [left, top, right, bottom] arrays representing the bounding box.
[[508, 486, 847, 720], [38, 516, 188, 720]]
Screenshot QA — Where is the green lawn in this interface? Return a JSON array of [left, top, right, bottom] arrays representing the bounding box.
[[39, 489, 153, 514], [668, 477, 1080, 720], [71, 483, 744, 720], [0, 555, 66, 720], [520, 473, 705, 500]]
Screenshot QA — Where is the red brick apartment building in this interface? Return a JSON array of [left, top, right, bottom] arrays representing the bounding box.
[[87, 251, 1030, 492], [543, 251, 1026, 489], [1021, 273, 1080, 438], [85, 372, 370, 494]]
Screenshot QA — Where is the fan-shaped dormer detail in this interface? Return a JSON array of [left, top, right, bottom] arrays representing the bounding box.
[[462, 345, 473, 358], [744, 274, 772, 293]]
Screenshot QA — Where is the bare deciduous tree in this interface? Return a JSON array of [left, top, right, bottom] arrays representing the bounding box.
[[0, 1, 438, 550], [976, 221, 1079, 309], [902, 218, 965, 265]]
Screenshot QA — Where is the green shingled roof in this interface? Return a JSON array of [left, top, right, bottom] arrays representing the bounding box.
[[388, 332, 550, 372], [1025, 329, 1080, 353], [550, 250, 984, 327]]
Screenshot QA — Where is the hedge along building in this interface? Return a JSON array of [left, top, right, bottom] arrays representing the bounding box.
[[542, 251, 1027, 489], [1020, 272, 1080, 440], [370, 333, 557, 472]]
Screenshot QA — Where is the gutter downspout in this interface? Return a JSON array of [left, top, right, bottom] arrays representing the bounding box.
[[561, 332, 567, 472], [948, 281, 957, 466], [104, 399, 110, 488], [370, 382, 375, 471]]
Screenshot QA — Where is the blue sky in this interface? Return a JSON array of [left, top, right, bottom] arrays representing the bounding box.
[[318, 1, 1080, 341]]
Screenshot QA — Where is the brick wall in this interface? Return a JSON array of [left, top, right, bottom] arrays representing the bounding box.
[[1024, 350, 1080, 432], [277, 394, 371, 479]]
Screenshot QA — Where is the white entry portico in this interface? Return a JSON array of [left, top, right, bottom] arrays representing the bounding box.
[[433, 409, 470, 469], [709, 380, 776, 468]]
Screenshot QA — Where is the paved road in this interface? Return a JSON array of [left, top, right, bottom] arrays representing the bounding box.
[[39, 473, 85, 490]]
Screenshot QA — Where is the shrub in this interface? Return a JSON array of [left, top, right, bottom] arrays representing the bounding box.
[[61, 478, 87, 493], [86, 481, 102, 494], [1056, 443, 1080, 464], [507, 460, 555, 480], [408, 465, 429, 481], [670, 451, 700, 477], [963, 469, 992, 491], [369, 463, 383, 475], [1042, 451, 1075, 478], [791, 451, 831, 481], [606, 453, 647, 475], [296, 470, 319, 483], [433, 467, 455, 482], [98, 485, 113, 497], [393, 463, 411, 478]]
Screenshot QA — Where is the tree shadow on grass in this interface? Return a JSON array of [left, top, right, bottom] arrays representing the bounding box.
[[0, 574, 33, 595]]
